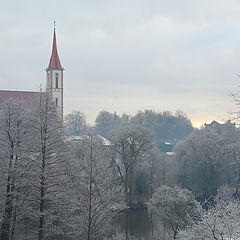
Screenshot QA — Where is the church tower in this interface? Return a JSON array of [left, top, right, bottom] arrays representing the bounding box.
[[46, 24, 64, 120]]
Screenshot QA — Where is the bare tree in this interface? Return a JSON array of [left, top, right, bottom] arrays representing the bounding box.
[[65, 111, 87, 136], [70, 133, 124, 240], [133, 148, 163, 202], [148, 149, 164, 198], [110, 125, 154, 206]]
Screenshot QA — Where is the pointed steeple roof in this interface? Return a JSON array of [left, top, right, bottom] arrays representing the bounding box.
[[48, 26, 63, 70]]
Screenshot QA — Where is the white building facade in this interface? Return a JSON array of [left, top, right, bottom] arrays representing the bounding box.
[[46, 28, 64, 120]]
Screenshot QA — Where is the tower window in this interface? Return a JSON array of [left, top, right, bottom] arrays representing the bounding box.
[[47, 72, 50, 87], [55, 73, 59, 88], [55, 98, 58, 107]]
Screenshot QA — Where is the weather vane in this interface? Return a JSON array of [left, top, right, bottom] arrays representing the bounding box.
[[54, 21, 56, 31]]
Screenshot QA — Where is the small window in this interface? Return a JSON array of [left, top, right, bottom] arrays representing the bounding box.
[[55, 98, 58, 107], [55, 73, 59, 89]]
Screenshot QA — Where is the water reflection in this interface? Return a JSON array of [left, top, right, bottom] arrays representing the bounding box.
[[115, 208, 166, 240]]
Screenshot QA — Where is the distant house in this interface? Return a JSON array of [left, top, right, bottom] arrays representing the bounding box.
[[166, 151, 176, 156], [204, 120, 237, 135], [158, 141, 176, 155]]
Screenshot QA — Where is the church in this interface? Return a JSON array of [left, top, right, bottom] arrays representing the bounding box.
[[0, 27, 64, 120]]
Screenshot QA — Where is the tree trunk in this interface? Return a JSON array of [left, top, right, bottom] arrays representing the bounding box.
[[87, 180, 92, 240], [162, 156, 166, 185], [10, 178, 18, 240], [39, 179, 45, 240], [125, 212, 128, 240], [10, 206, 17, 240], [129, 167, 133, 206], [0, 160, 13, 240], [39, 161, 46, 240], [173, 230, 178, 240], [0, 188, 13, 240], [150, 159, 154, 199], [235, 165, 240, 197], [125, 169, 129, 205], [87, 145, 93, 240]]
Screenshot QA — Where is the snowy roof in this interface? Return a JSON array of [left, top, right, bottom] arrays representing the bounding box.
[[166, 152, 176, 156], [66, 134, 112, 146], [0, 90, 38, 104]]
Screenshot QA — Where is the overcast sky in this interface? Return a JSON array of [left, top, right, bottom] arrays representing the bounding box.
[[1, 0, 240, 127]]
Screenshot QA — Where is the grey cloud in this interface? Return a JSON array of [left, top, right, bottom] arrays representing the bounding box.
[[0, 0, 240, 126]]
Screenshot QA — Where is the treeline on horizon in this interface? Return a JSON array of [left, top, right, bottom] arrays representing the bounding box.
[[65, 109, 194, 148]]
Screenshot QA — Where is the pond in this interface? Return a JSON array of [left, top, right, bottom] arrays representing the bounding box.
[[114, 208, 169, 240]]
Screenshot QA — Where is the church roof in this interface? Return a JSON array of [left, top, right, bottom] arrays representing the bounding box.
[[47, 29, 63, 70], [0, 90, 38, 104]]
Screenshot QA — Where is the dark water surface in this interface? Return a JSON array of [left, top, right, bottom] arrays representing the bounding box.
[[115, 208, 166, 240]]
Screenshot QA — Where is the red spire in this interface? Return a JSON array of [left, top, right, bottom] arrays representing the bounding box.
[[48, 28, 63, 70]]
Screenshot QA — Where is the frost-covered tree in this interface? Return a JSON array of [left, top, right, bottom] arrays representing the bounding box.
[[133, 148, 164, 201], [130, 110, 193, 143], [27, 92, 70, 240], [95, 111, 125, 137], [95, 109, 193, 144], [177, 196, 240, 240], [175, 131, 227, 199], [149, 185, 199, 240], [224, 141, 240, 197], [111, 125, 154, 205], [70, 133, 124, 240], [0, 99, 31, 240]]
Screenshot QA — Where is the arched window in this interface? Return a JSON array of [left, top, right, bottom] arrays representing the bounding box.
[[55, 73, 59, 88], [55, 98, 58, 107]]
